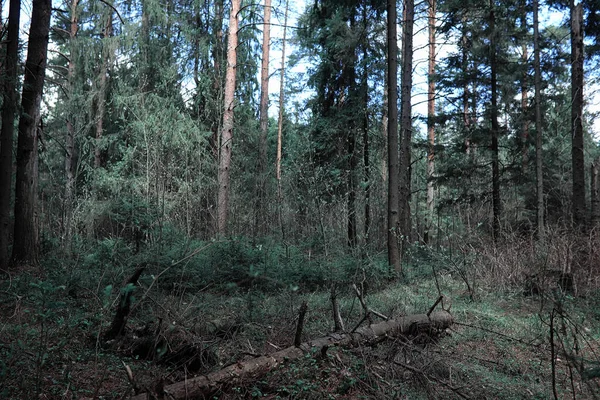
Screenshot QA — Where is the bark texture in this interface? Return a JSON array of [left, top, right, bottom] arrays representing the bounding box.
[[0, 0, 21, 269], [387, 0, 400, 272], [398, 0, 414, 251], [11, 0, 51, 267], [571, 3, 585, 228], [533, 0, 545, 238], [217, 0, 240, 236], [425, 0, 436, 245], [489, 1, 501, 241], [256, 0, 271, 236], [131, 311, 453, 400]]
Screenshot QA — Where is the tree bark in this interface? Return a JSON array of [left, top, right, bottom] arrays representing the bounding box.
[[571, 2, 585, 228], [489, 0, 501, 242], [64, 0, 79, 252], [362, 9, 371, 243], [591, 162, 599, 226], [131, 311, 454, 400], [520, 15, 529, 175], [11, 0, 51, 267], [256, 0, 272, 237], [94, 8, 113, 170], [387, 0, 401, 272], [425, 0, 436, 245], [217, 0, 240, 237], [276, 0, 289, 240], [0, 0, 21, 270], [533, 0, 545, 238], [399, 0, 414, 252]]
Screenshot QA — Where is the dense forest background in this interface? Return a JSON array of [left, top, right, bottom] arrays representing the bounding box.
[[0, 0, 599, 268], [2, 0, 600, 398]]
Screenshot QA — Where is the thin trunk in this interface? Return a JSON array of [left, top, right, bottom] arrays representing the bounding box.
[[387, 0, 401, 272], [347, 12, 358, 250], [95, 10, 113, 169], [571, 2, 585, 228], [256, 0, 272, 237], [521, 15, 529, 174], [425, 0, 436, 245], [490, 1, 501, 241], [533, 0, 544, 238], [591, 162, 600, 226], [461, 15, 471, 154], [217, 0, 240, 237], [0, 0, 20, 270], [276, 0, 289, 240], [11, 0, 52, 267], [363, 47, 371, 242], [399, 0, 414, 249], [64, 0, 79, 251], [211, 0, 224, 159]]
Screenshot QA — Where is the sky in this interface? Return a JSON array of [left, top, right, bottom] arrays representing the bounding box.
[[265, 0, 599, 138]]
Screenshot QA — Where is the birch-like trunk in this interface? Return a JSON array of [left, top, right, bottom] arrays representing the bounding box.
[[217, 0, 240, 237]]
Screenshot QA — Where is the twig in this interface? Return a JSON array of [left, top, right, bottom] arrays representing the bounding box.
[[352, 283, 388, 322], [427, 296, 444, 317], [393, 360, 470, 399], [130, 242, 217, 316]]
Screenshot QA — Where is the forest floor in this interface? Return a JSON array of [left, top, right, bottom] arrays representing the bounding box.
[[1, 238, 600, 399]]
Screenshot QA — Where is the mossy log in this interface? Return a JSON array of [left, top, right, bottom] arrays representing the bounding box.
[[131, 311, 453, 400]]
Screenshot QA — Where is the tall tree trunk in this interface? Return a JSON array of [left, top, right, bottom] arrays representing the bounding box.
[[398, 0, 414, 251], [363, 7, 371, 243], [256, 0, 272, 237], [0, 0, 21, 270], [571, 2, 585, 228], [387, 0, 401, 272], [520, 15, 529, 174], [11, 0, 51, 267], [217, 0, 240, 237], [533, 0, 544, 238], [95, 9, 113, 170], [424, 0, 436, 245], [489, 0, 501, 241], [461, 15, 471, 154], [276, 0, 289, 240], [64, 0, 79, 252]]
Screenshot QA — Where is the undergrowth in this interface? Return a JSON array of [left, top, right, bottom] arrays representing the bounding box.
[[1, 231, 600, 399]]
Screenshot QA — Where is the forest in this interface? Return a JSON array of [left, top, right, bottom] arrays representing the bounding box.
[[1, 0, 600, 398]]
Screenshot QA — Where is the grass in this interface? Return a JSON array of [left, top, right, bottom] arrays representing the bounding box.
[[1, 237, 600, 399]]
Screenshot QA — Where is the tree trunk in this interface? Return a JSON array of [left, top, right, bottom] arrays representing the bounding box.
[[533, 0, 544, 238], [424, 0, 436, 245], [11, 0, 51, 267], [591, 162, 599, 226], [521, 15, 529, 175], [217, 0, 240, 237], [64, 0, 79, 252], [363, 11, 371, 243], [0, 0, 21, 270], [387, 0, 401, 272], [276, 0, 289, 240], [489, 0, 501, 242], [256, 0, 271, 237], [94, 9, 113, 170], [571, 2, 585, 228], [131, 311, 454, 400], [399, 0, 414, 251]]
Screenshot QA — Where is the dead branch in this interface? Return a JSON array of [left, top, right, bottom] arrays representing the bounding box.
[[131, 311, 453, 400]]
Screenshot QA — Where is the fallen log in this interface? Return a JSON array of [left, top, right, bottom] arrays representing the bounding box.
[[131, 311, 453, 400]]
